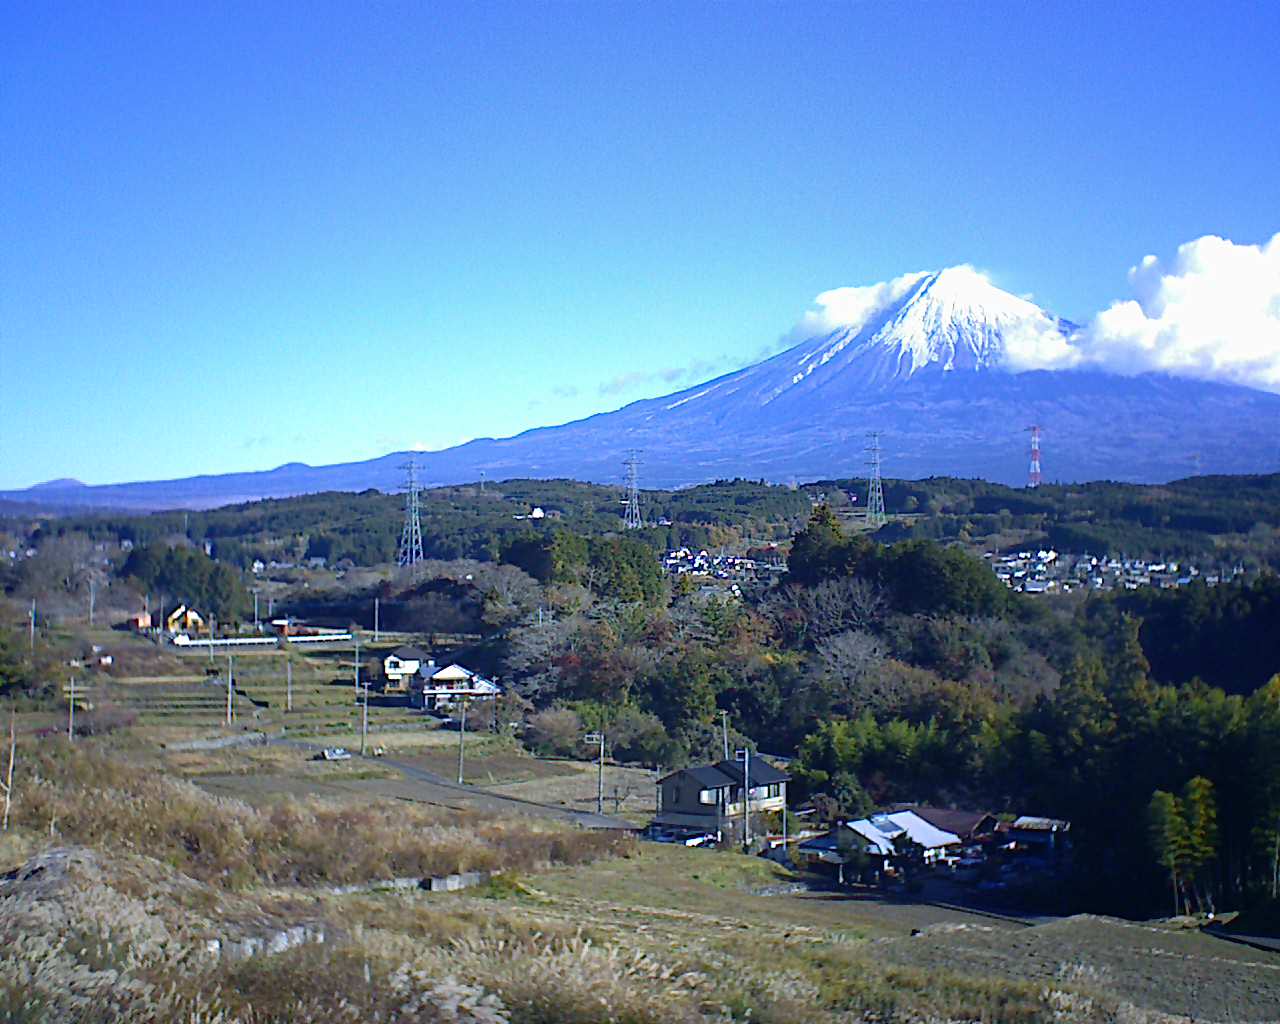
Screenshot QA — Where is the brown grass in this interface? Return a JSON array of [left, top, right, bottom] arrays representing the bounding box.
[[10, 737, 629, 888]]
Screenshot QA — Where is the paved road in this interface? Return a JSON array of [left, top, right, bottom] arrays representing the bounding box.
[[266, 738, 631, 830], [1203, 926, 1280, 954]]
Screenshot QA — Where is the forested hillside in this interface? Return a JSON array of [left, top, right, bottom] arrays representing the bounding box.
[[19, 478, 811, 568]]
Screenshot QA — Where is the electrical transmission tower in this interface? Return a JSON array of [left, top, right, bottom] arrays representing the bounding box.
[[397, 458, 425, 572], [622, 450, 644, 529], [1026, 425, 1042, 489], [864, 432, 887, 528]]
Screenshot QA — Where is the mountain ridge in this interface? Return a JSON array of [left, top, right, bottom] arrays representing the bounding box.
[[6, 269, 1279, 509]]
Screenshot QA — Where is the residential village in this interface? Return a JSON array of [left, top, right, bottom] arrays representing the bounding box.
[[650, 754, 1072, 910], [90, 594, 1077, 914], [987, 548, 1249, 595]]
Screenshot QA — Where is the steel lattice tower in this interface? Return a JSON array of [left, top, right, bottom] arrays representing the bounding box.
[[397, 458, 425, 571], [865, 432, 887, 528], [622, 450, 644, 530], [1027, 425, 1042, 489]]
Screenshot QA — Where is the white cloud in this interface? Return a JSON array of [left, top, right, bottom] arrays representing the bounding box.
[[787, 234, 1280, 393], [792, 271, 929, 339], [1074, 233, 1280, 391]]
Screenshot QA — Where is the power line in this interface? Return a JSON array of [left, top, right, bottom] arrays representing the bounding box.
[[397, 457, 425, 573]]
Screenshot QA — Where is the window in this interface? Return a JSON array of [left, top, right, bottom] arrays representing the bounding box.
[[699, 788, 717, 805]]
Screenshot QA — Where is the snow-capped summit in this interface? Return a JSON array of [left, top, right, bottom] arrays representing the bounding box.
[[649, 266, 1074, 417], [762, 265, 1073, 396], [863, 266, 1068, 379]]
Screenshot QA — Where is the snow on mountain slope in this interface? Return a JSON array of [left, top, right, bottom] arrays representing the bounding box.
[[625, 265, 1073, 423]]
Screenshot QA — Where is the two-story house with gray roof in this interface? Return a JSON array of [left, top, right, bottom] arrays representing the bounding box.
[[653, 757, 789, 837]]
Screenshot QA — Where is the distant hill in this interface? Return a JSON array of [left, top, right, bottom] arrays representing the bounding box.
[[6, 267, 1279, 510]]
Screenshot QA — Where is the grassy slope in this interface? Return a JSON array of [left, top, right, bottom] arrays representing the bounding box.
[[4, 728, 1278, 1022]]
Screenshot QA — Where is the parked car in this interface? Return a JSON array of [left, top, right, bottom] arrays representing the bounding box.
[[315, 747, 352, 761]]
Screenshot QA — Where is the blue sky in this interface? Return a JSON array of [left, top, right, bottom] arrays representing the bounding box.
[[3, 1, 1278, 489]]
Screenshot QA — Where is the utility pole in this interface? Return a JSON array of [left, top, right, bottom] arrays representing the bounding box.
[[735, 747, 752, 850], [353, 635, 361, 697], [2, 710, 16, 830], [88, 579, 96, 627], [28, 599, 35, 654], [252, 589, 260, 631], [456, 698, 468, 784], [226, 653, 234, 726], [584, 731, 605, 816], [360, 676, 369, 756], [720, 710, 730, 761], [373, 597, 380, 641], [286, 658, 293, 713]]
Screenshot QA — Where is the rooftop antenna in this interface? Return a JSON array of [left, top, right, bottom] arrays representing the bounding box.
[[1027, 425, 1042, 489], [864, 432, 887, 528], [622, 450, 644, 530], [397, 457, 425, 574]]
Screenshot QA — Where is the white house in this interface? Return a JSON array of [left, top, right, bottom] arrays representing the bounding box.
[[798, 809, 962, 874], [383, 645, 431, 692], [414, 663, 501, 711]]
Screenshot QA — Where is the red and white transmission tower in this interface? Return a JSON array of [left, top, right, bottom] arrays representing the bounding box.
[[1026, 425, 1042, 489]]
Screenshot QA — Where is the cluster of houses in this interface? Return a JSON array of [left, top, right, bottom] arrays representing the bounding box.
[[380, 645, 501, 711], [126, 604, 207, 634], [987, 549, 1246, 595], [661, 548, 786, 583], [650, 756, 1069, 890], [795, 807, 1070, 884]]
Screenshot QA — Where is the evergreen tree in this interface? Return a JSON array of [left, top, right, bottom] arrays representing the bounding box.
[[1148, 789, 1189, 916], [1182, 775, 1220, 913]]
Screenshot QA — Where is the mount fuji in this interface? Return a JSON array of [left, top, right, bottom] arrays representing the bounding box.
[[7, 267, 1280, 509]]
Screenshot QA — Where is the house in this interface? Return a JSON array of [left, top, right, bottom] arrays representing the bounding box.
[[412, 663, 501, 711], [653, 757, 789, 837], [890, 805, 999, 845], [797, 810, 962, 876], [797, 819, 897, 881], [165, 605, 206, 634], [383, 645, 431, 692], [125, 612, 153, 632], [870, 810, 963, 863], [1003, 815, 1071, 853]]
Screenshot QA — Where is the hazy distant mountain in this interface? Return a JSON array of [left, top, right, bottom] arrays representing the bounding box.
[[6, 268, 1280, 510]]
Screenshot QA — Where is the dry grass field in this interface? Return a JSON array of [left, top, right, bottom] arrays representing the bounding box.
[[4, 723, 1279, 1022]]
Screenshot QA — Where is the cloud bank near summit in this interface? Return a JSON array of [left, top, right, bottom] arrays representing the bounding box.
[[798, 233, 1280, 393]]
